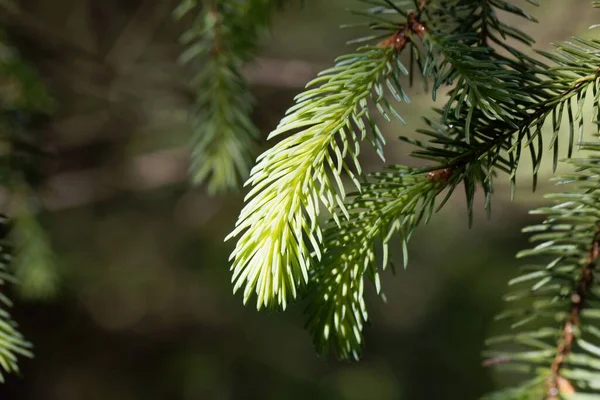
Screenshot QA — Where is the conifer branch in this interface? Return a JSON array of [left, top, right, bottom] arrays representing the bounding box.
[[10, 184, 58, 300], [545, 226, 599, 399], [0, 78, 59, 300], [317, 33, 600, 357], [404, 29, 600, 199], [304, 0, 540, 359], [0, 29, 58, 381], [227, 43, 409, 310], [227, 0, 535, 312], [0, 215, 32, 383], [175, 0, 270, 193], [305, 166, 446, 359], [311, 48, 600, 357], [227, 1, 443, 310], [482, 142, 600, 399], [225, 0, 600, 368]]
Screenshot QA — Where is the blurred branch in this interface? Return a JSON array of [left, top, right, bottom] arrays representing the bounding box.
[[0, 0, 328, 210], [37, 53, 326, 210]]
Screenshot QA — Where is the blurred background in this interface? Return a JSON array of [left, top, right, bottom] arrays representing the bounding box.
[[0, 0, 598, 399]]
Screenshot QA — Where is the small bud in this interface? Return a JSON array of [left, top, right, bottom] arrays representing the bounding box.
[[426, 168, 454, 184]]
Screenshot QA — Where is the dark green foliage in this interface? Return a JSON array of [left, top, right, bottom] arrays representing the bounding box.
[[305, 166, 439, 360]]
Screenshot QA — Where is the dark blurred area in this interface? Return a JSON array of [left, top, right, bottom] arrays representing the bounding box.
[[0, 0, 597, 399]]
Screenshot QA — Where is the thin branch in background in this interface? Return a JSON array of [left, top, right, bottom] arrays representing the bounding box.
[[175, 0, 268, 193]]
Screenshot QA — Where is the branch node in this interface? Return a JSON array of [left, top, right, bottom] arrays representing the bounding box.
[[377, 13, 425, 50], [426, 167, 454, 184]]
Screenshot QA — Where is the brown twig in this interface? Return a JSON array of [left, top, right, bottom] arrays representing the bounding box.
[[208, 7, 222, 56], [545, 224, 600, 399], [426, 167, 454, 184], [377, 12, 426, 50]]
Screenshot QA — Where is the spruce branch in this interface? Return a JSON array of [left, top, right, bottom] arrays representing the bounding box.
[[304, 0, 541, 359], [407, 35, 600, 196], [227, 40, 412, 310], [451, 0, 539, 49], [0, 100, 59, 301], [424, 36, 530, 140], [310, 29, 600, 358], [225, 0, 464, 310], [225, 0, 526, 312], [10, 184, 58, 300], [315, 30, 600, 359], [175, 0, 270, 193], [224, 0, 600, 365], [482, 142, 600, 399], [305, 165, 447, 359], [305, 126, 500, 359], [0, 215, 32, 383], [0, 30, 59, 300]]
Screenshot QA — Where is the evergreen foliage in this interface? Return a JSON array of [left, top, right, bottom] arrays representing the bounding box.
[[228, 0, 546, 354], [0, 39, 58, 301], [11, 191, 58, 300], [0, 214, 32, 383], [6, 0, 600, 395], [483, 142, 600, 399], [175, 0, 284, 193], [227, 41, 408, 310], [220, 0, 600, 397], [0, 31, 58, 380]]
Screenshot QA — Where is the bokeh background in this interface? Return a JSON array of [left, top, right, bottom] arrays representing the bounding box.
[[0, 0, 598, 399]]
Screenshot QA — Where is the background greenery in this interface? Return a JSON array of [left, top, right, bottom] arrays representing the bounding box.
[[0, 0, 598, 398]]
